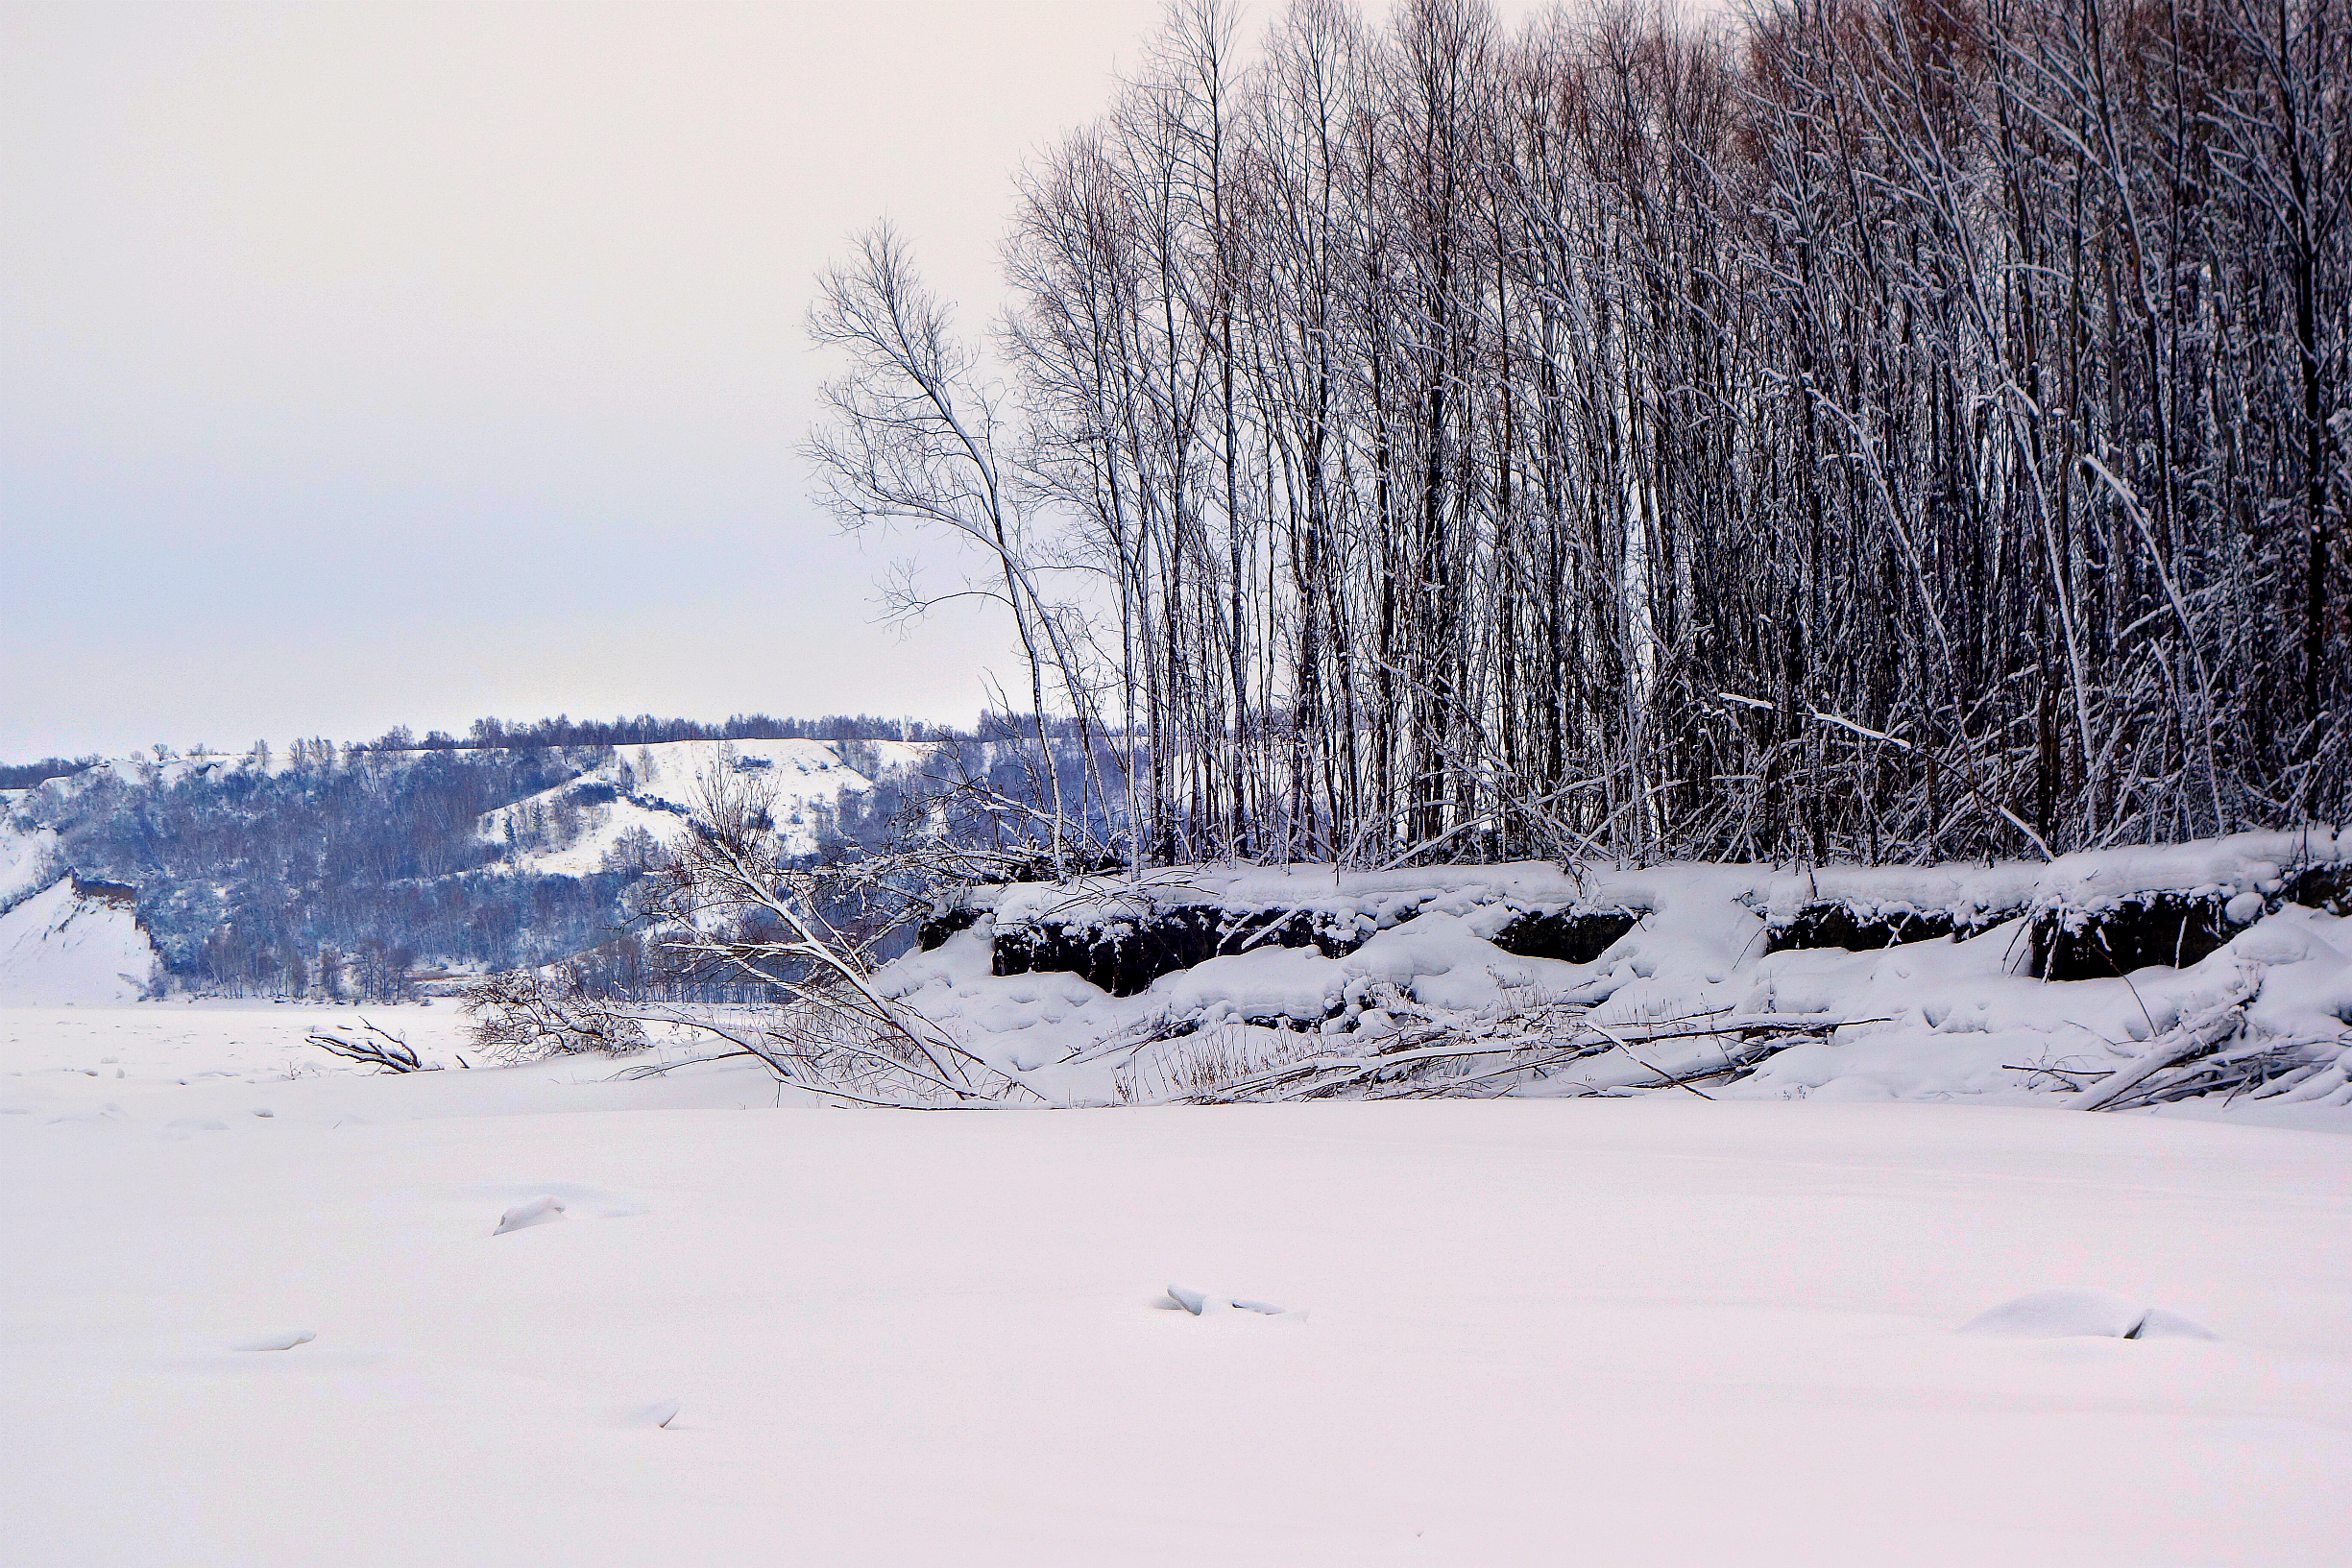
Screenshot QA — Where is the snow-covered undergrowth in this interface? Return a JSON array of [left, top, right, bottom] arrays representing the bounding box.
[[0, 1001, 2345, 1565], [881, 831, 2352, 1121]]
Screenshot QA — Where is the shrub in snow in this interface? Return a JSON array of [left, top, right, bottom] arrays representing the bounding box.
[[2028, 892, 2252, 981], [996, 904, 1359, 997], [1488, 907, 1643, 963], [617, 760, 1032, 1108], [462, 970, 647, 1064], [991, 886, 1648, 998], [896, 834, 2352, 1108], [2287, 866, 2351, 915], [1765, 903, 2000, 953]]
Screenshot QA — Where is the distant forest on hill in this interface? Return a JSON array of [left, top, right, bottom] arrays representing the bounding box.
[[0, 716, 944, 1000], [354, 712, 958, 754], [0, 756, 102, 791], [0, 715, 949, 787], [0, 712, 1080, 790], [0, 715, 1110, 1001]]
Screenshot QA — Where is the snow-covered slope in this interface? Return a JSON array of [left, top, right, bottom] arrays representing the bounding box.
[[616, 736, 931, 812], [0, 877, 161, 1004], [481, 737, 934, 873], [0, 821, 59, 912]]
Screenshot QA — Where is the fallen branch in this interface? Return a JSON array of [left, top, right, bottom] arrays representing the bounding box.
[[1176, 1006, 1873, 1104], [2073, 1001, 2246, 1111], [2094, 1034, 2338, 1111], [305, 1019, 434, 1073]]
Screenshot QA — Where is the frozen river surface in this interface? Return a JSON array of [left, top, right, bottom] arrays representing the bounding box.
[[2, 1002, 2346, 1565]]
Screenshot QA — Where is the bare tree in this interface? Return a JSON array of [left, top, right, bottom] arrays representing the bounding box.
[[837, 0, 2347, 874], [807, 222, 1082, 876]]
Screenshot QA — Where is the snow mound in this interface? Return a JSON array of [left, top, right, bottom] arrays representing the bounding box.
[[0, 877, 161, 1004], [493, 1196, 567, 1235], [230, 1329, 317, 1353], [1163, 1285, 1293, 1316], [1958, 1290, 2218, 1340]]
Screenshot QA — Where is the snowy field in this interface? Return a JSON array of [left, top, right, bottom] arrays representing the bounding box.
[[3, 1002, 2347, 1565]]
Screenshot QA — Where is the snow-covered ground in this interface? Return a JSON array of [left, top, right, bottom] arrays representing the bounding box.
[[3, 1001, 2347, 1565]]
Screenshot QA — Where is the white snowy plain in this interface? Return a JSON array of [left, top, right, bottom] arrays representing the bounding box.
[[3, 1001, 2347, 1566]]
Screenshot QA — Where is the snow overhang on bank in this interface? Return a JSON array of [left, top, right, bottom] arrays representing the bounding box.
[[881, 831, 2352, 1116]]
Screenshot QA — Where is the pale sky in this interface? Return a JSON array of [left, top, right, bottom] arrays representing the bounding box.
[[1, 0, 1575, 760]]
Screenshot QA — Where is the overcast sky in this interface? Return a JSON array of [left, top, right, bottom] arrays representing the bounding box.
[[1, 0, 1597, 761]]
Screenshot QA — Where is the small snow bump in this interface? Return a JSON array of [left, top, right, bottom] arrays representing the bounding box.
[[493, 1196, 567, 1235], [2130, 1308, 2219, 1341], [231, 1328, 316, 1353], [1162, 1284, 1294, 1317], [1958, 1289, 2215, 1341]]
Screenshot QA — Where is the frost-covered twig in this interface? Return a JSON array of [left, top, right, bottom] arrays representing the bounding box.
[[462, 971, 647, 1063]]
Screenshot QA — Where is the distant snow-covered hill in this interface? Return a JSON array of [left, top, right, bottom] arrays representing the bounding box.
[[0, 736, 942, 996]]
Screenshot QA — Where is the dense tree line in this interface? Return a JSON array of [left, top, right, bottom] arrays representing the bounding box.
[[0, 756, 102, 791], [360, 712, 955, 753], [816, 0, 2346, 868]]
